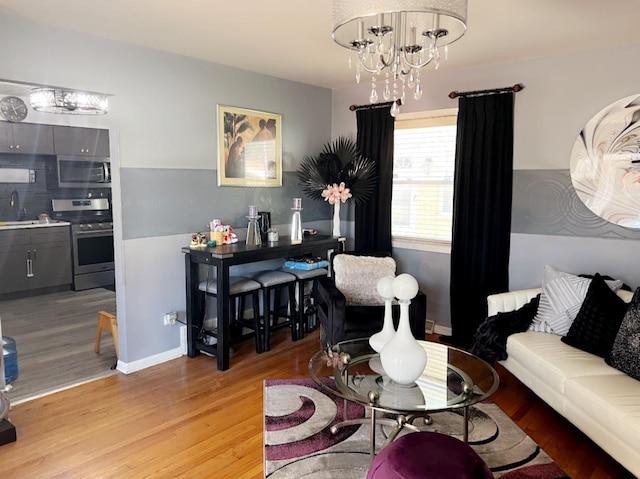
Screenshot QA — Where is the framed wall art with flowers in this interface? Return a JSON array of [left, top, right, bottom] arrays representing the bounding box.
[[217, 105, 282, 187]]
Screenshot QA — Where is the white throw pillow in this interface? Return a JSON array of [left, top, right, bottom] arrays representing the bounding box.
[[333, 255, 396, 306], [529, 265, 623, 335]]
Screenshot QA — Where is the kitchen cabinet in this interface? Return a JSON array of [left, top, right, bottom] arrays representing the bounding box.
[[53, 126, 110, 157], [0, 122, 55, 155], [0, 225, 72, 295]]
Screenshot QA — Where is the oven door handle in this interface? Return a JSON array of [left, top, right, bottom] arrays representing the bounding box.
[[73, 229, 113, 237]]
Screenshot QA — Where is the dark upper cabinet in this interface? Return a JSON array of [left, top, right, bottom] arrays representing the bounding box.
[[0, 122, 55, 155], [53, 126, 110, 157], [0, 122, 10, 152]]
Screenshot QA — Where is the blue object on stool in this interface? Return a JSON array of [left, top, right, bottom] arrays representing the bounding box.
[[367, 432, 494, 479], [2, 337, 18, 384]]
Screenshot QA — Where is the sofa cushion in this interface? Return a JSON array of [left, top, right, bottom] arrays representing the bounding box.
[[564, 374, 640, 455], [617, 289, 635, 303], [606, 287, 640, 380], [506, 331, 623, 395], [333, 255, 396, 306], [530, 265, 623, 335], [487, 288, 541, 317], [561, 273, 629, 358]]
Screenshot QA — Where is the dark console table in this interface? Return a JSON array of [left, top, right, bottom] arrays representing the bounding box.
[[182, 235, 340, 371]]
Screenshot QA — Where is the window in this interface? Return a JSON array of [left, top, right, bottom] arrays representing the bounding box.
[[392, 109, 457, 251]]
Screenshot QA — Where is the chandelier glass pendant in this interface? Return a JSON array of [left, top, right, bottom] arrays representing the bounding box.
[[30, 88, 109, 115], [332, 0, 467, 116]]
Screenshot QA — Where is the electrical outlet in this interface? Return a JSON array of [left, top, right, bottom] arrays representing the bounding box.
[[163, 311, 178, 326], [425, 319, 435, 335]]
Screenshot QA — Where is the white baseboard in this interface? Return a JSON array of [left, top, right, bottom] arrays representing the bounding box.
[[434, 324, 452, 336], [424, 319, 452, 337], [116, 347, 183, 374]]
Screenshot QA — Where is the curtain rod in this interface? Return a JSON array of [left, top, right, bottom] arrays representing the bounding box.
[[448, 83, 524, 99], [349, 99, 401, 111]]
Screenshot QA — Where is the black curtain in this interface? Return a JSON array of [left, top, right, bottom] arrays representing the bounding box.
[[355, 104, 394, 252], [449, 92, 515, 348]]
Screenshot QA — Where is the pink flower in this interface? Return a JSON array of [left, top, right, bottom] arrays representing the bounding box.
[[321, 182, 352, 205]]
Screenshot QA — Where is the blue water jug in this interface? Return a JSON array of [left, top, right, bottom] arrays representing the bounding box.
[[2, 336, 18, 384]]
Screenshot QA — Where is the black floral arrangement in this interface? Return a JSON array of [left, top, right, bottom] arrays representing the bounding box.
[[297, 136, 377, 206]]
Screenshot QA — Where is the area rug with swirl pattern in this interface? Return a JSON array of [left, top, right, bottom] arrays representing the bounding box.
[[264, 378, 569, 479]]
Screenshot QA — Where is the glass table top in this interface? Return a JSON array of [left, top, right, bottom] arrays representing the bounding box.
[[308, 338, 499, 414]]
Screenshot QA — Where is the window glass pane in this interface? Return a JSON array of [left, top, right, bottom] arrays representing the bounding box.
[[392, 113, 457, 243]]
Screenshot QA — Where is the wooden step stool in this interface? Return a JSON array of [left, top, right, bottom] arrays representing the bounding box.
[[95, 311, 119, 359]]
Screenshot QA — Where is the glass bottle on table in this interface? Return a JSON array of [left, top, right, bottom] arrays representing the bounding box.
[[291, 197, 303, 244], [246, 205, 262, 246], [246, 216, 261, 245]]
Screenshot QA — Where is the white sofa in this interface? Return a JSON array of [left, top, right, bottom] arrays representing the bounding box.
[[488, 288, 640, 478]]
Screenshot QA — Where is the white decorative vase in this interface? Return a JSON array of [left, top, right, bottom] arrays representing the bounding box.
[[369, 276, 396, 353], [332, 201, 341, 237], [380, 274, 427, 385]]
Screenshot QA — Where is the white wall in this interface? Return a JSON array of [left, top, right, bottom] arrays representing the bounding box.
[[333, 43, 640, 169], [331, 43, 640, 330]]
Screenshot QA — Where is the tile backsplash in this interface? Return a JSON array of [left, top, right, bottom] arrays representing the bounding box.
[[0, 154, 110, 221], [0, 154, 52, 220]]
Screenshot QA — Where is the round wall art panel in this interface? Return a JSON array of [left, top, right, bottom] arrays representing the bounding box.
[[570, 94, 640, 229]]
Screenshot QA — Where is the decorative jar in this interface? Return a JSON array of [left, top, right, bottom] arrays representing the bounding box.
[[380, 273, 427, 385]]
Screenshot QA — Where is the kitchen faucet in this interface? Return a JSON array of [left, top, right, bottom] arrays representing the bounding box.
[[9, 190, 26, 220], [9, 189, 18, 207]]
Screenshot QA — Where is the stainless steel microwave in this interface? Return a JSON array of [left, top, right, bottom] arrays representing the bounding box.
[[47, 156, 111, 189]]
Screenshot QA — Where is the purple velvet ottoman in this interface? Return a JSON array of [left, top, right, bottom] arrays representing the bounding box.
[[367, 432, 494, 479]]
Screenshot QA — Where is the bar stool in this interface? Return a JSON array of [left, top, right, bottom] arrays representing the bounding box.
[[280, 267, 328, 337], [198, 276, 263, 353], [95, 310, 119, 359], [249, 270, 297, 351]]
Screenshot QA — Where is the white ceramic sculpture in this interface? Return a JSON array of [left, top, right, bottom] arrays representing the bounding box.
[[380, 273, 427, 385], [369, 276, 396, 353]]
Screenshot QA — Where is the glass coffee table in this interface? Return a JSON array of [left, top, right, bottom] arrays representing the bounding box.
[[308, 338, 499, 456]]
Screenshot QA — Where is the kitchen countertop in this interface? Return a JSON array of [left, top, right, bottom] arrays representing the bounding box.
[[0, 220, 71, 230]]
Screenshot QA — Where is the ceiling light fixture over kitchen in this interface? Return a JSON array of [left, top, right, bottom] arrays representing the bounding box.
[[332, 0, 467, 116], [29, 88, 109, 115]]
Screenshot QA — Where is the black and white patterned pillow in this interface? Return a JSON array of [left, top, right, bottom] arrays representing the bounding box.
[[530, 265, 623, 335], [561, 274, 629, 358], [606, 288, 640, 380]]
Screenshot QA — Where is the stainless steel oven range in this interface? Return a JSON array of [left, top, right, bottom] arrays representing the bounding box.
[[51, 198, 114, 291]]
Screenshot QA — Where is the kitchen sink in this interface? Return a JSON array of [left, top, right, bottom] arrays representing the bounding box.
[[0, 220, 68, 229], [0, 220, 41, 226]]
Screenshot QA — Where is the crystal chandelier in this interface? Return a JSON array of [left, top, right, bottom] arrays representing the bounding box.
[[30, 88, 109, 115], [332, 0, 467, 116]]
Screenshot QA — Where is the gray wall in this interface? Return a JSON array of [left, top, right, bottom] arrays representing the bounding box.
[[0, 13, 333, 367], [332, 43, 640, 332], [120, 171, 327, 240]]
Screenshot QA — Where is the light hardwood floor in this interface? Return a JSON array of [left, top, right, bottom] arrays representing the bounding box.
[[1, 331, 635, 479]]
